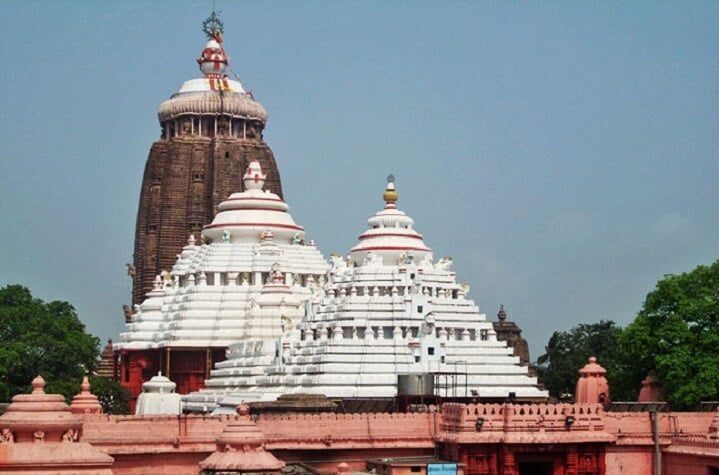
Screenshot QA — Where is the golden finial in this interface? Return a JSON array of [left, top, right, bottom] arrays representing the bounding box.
[[383, 174, 398, 204]]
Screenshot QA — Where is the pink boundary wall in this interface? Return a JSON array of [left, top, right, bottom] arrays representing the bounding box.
[[70, 405, 719, 475], [2, 402, 717, 474]]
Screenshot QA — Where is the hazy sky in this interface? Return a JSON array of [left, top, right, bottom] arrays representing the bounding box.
[[1, 1, 717, 361]]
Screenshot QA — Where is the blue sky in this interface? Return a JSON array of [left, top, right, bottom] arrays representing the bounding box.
[[1, 1, 717, 361]]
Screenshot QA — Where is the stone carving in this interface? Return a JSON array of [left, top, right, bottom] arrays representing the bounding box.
[[1, 429, 13, 444], [330, 253, 347, 271], [123, 304, 133, 323], [63, 428, 78, 442], [281, 315, 295, 332], [364, 252, 383, 267], [436, 256, 453, 271], [33, 430, 45, 442]]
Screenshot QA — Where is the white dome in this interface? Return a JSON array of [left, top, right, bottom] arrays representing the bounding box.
[[350, 178, 432, 266], [203, 161, 304, 244]]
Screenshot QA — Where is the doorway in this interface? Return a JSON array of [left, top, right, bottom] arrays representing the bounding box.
[[518, 462, 552, 475]]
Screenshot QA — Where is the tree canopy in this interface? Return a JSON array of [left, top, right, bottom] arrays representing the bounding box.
[[0, 285, 100, 402], [85, 376, 131, 415], [534, 320, 622, 400], [535, 260, 719, 409], [617, 260, 719, 410]]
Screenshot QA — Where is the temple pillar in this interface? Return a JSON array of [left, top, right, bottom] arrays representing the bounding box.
[[165, 347, 171, 377], [500, 446, 517, 475], [565, 446, 578, 475]]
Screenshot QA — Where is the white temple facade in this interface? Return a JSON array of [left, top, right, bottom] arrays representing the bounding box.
[[184, 177, 547, 413], [116, 160, 328, 355]]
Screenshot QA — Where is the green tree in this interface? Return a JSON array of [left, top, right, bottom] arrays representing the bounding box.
[[534, 320, 622, 400], [0, 285, 100, 402], [617, 260, 719, 410], [88, 376, 131, 415]]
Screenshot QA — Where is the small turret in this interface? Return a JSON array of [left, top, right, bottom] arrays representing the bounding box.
[[70, 376, 103, 415], [575, 356, 610, 406], [199, 403, 284, 474], [638, 374, 664, 402]]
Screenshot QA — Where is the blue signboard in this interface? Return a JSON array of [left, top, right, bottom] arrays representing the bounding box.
[[427, 463, 457, 475]]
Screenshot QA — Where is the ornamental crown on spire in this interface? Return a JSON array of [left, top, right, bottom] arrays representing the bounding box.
[[202, 11, 224, 42], [197, 11, 229, 78]]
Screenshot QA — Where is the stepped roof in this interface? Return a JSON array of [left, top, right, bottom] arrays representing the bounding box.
[[185, 178, 547, 412], [115, 161, 327, 351]]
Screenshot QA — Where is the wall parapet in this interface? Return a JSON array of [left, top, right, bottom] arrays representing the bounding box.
[[440, 403, 610, 443]]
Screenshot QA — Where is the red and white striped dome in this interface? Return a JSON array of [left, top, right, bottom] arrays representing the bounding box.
[[203, 161, 303, 244], [350, 176, 432, 266]]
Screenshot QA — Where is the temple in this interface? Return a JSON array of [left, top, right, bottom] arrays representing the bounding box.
[[117, 160, 326, 403], [3, 10, 719, 475], [184, 177, 546, 412], [131, 12, 283, 306], [117, 13, 546, 411]]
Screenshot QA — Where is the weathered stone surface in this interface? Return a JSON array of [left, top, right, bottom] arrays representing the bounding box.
[[132, 135, 282, 305], [492, 305, 531, 366]]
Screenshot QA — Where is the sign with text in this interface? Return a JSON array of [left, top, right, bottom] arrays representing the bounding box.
[[427, 463, 457, 475]]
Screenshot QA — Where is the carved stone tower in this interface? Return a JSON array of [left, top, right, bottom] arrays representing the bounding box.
[[131, 13, 283, 306], [492, 305, 531, 366]]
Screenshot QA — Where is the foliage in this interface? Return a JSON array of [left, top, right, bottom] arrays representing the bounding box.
[[616, 260, 719, 410], [0, 285, 100, 402], [534, 320, 622, 400], [88, 376, 131, 415]]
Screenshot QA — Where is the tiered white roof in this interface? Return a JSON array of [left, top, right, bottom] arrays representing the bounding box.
[[185, 178, 547, 412], [115, 161, 327, 351]]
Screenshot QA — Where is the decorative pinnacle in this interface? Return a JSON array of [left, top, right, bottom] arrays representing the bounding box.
[[31, 375, 46, 394], [383, 174, 398, 205], [498, 304, 507, 321], [202, 11, 224, 42]]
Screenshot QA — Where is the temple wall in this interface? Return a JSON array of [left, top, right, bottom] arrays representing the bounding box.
[[603, 411, 714, 437], [109, 452, 210, 475], [75, 409, 718, 475], [663, 439, 719, 475], [81, 412, 436, 475], [257, 412, 437, 447], [604, 447, 653, 475]]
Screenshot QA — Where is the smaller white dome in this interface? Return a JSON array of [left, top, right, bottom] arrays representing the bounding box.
[[136, 373, 183, 415], [203, 161, 304, 244], [350, 177, 432, 266]]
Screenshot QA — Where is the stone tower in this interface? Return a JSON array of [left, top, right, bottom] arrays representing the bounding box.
[[492, 305, 531, 366], [131, 13, 283, 306]]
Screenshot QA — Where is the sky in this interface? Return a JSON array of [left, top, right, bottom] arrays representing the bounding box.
[[1, 1, 717, 361]]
